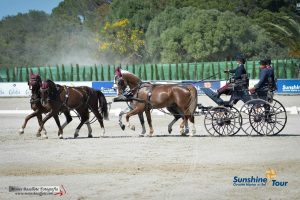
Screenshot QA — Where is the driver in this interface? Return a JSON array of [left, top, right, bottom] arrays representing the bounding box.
[[216, 56, 247, 98]]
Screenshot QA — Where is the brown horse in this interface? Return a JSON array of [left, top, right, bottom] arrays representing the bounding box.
[[19, 73, 76, 139], [38, 80, 108, 138], [115, 68, 197, 136]]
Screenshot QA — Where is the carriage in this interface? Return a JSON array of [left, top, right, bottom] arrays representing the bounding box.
[[196, 73, 287, 136], [113, 68, 287, 137]]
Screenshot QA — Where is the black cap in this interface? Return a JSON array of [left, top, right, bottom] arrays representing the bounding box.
[[236, 56, 246, 64], [259, 59, 267, 65], [265, 58, 271, 65]]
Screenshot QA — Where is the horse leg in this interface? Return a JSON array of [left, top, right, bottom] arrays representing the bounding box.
[[53, 114, 63, 139], [189, 115, 196, 137], [37, 110, 56, 139], [145, 109, 154, 136], [37, 113, 47, 137], [61, 110, 73, 129], [119, 107, 130, 131], [89, 106, 105, 137], [138, 112, 146, 136], [125, 107, 143, 133], [74, 109, 89, 138], [86, 122, 93, 138], [179, 116, 188, 136], [168, 116, 180, 134], [19, 110, 39, 134]]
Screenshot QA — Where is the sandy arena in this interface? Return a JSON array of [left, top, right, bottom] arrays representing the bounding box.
[[0, 96, 299, 200]]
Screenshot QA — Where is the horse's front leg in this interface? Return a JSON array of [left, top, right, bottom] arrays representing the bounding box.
[[145, 109, 154, 136], [125, 107, 143, 132], [37, 113, 47, 137], [19, 110, 39, 134], [119, 107, 130, 130], [53, 114, 63, 139], [37, 111, 56, 139]]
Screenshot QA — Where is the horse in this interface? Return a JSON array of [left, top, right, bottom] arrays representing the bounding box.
[[113, 74, 189, 136], [18, 72, 77, 139], [114, 67, 197, 136], [38, 80, 108, 138]]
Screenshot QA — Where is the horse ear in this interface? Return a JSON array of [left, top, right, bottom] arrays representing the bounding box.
[[115, 66, 122, 77]]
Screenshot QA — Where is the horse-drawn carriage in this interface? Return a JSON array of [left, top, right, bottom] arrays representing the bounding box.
[[114, 68, 287, 137], [197, 73, 287, 136]]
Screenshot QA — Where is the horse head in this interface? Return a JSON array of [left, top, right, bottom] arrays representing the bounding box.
[[114, 67, 141, 96], [28, 73, 42, 92], [40, 80, 57, 106]]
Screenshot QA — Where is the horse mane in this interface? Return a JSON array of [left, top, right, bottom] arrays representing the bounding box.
[[46, 79, 59, 99]]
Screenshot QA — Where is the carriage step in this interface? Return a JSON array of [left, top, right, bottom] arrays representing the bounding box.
[[200, 88, 224, 105]]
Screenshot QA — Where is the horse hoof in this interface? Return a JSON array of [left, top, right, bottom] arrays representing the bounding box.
[[74, 133, 79, 138], [121, 125, 125, 130], [18, 129, 24, 134], [58, 135, 63, 139], [168, 128, 172, 134], [36, 133, 41, 137], [88, 134, 93, 138], [130, 125, 135, 131], [42, 134, 48, 139]]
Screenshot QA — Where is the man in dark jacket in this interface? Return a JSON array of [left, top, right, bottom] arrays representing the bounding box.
[[249, 59, 275, 98], [217, 56, 247, 97]]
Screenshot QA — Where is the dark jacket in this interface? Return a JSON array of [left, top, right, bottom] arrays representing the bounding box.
[[255, 68, 275, 90], [229, 64, 246, 80]]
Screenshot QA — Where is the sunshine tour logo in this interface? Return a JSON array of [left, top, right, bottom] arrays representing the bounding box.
[[233, 169, 288, 187]]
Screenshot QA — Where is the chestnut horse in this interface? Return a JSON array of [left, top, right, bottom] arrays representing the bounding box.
[[19, 73, 81, 139], [113, 74, 190, 136], [38, 80, 108, 138], [115, 68, 197, 136]]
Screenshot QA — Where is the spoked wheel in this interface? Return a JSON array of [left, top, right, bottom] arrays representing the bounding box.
[[230, 106, 242, 136], [240, 99, 276, 136], [204, 106, 236, 136], [268, 99, 287, 135]]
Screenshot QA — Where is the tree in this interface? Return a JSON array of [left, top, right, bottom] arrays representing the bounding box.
[[98, 18, 145, 63], [264, 15, 300, 58]]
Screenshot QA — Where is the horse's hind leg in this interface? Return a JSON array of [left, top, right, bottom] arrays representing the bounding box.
[[188, 115, 196, 136], [61, 110, 73, 129], [138, 112, 146, 136], [90, 106, 105, 137], [168, 116, 180, 134], [74, 109, 89, 138], [145, 109, 154, 136]]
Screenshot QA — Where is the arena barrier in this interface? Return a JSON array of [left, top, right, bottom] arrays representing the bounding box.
[[0, 80, 299, 97]]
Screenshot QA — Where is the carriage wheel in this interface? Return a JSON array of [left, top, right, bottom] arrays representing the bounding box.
[[204, 106, 236, 136], [230, 107, 242, 136], [268, 99, 287, 135], [240, 99, 276, 136]]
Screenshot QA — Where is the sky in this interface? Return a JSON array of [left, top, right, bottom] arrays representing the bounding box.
[[0, 0, 63, 19]]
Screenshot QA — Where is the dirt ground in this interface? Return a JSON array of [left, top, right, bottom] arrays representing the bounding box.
[[0, 96, 299, 200]]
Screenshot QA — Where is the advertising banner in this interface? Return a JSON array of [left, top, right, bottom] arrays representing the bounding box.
[[0, 83, 31, 97], [92, 81, 116, 96], [276, 79, 300, 94], [0, 82, 92, 97]]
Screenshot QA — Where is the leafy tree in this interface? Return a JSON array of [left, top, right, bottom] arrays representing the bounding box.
[[98, 18, 145, 63]]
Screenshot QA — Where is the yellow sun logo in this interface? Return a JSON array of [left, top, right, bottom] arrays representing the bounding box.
[[266, 168, 276, 180]]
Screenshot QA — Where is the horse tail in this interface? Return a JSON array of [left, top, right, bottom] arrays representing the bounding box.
[[187, 85, 198, 115], [97, 90, 109, 120]]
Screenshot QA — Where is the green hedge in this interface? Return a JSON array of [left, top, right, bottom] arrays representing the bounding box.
[[0, 59, 299, 82]]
